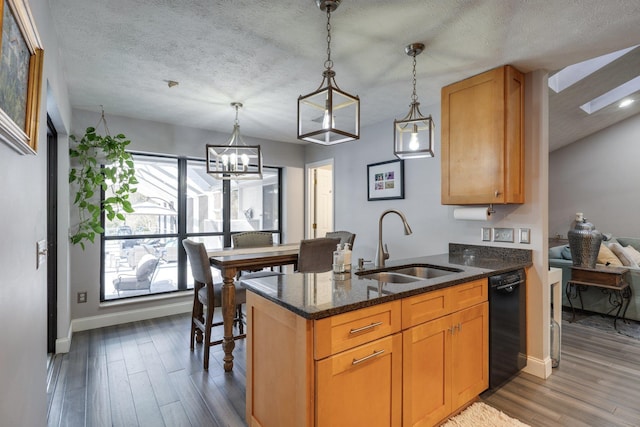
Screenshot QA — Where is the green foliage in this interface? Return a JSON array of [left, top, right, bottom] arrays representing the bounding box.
[[69, 127, 137, 249]]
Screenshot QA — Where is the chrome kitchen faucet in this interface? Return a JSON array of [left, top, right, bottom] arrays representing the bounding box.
[[375, 209, 413, 267]]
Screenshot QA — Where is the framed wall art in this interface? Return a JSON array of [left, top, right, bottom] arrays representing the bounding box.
[[367, 159, 405, 201], [0, 0, 44, 155]]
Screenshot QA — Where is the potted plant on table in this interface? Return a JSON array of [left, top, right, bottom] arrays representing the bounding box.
[[69, 114, 138, 249]]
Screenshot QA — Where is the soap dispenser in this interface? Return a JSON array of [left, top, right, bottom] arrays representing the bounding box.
[[343, 243, 352, 272], [333, 244, 345, 273]]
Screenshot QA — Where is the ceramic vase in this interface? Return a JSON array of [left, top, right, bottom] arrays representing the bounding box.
[[568, 217, 602, 268]]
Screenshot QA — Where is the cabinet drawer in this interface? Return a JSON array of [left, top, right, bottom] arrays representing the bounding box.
[[314, 301, 401, 360], [449, 279, 487, 312], [402, 288, 450, 329]]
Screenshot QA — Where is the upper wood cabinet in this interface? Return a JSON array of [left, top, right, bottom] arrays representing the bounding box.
[[441, 65, 524, 205]]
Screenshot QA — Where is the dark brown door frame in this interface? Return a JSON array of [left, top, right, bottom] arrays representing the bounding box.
[[47, 116, 57, 354]]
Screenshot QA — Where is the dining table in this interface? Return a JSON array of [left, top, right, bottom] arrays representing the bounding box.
[[208, 243, 299, 371]]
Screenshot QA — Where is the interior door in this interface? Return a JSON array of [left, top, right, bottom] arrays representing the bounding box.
[[307, 161, 333, 239]]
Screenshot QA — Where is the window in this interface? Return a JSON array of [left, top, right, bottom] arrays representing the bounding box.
[[101, 154, 282, 301]]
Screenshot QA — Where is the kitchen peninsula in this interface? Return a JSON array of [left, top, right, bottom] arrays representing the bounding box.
[[242, 244, 531, 427]]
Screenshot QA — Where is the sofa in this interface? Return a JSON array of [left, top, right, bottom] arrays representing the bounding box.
[[549, 237, 640, 321]]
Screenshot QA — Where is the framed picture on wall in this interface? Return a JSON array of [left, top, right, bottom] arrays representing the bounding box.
[[0, 0, 44, 155], [367, 159, 405, 201]]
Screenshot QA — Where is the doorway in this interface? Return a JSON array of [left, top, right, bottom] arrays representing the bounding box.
[[306, 160, 334, 239]]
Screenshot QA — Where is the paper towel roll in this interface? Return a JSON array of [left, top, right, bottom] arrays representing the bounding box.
[[453, 207, 490, 221]]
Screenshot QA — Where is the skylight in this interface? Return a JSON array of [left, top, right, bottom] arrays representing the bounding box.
[[548, 45, 638, 93], [580, 76, 640, 114]]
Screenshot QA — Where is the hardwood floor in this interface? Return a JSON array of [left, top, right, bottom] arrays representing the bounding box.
[[47, 312, 640, 427]]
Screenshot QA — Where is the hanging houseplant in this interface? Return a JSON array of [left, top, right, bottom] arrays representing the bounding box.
[[69, 110, 138, 249]]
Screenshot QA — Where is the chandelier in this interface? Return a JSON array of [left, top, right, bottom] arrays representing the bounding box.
[[394, 43, 435, 159], [206, 102, 263, 180], [297, 0, 360, 145]]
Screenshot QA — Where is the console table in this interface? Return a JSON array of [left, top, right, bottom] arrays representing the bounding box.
[[566, 266, 632, 329]]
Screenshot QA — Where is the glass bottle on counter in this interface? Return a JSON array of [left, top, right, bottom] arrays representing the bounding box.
[[550, 317, 560, 368]]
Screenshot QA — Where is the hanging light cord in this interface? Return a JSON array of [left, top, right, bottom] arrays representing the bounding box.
[[324, 8, 333, 72], [411, 54, 419, 105]]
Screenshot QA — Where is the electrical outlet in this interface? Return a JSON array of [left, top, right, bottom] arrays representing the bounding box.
[[77, 291, 87, 304], [481, 227, 492, 241], [493, 228, 514, 243]]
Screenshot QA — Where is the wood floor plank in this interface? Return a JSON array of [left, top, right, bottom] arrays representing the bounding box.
[[129, 371, 166, 427], [168, 369, 222, 427], [159, 401, 192, 427], [138, 341, 179, 406], [86, 355, 112, 427], [107, 359, 138, 427]]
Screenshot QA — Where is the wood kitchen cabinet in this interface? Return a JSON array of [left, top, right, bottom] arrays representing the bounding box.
[[402, 279, 488, 427], [441, 65, 524, 205], [246, 296, 401, 427], [246, 279, 487, 427]]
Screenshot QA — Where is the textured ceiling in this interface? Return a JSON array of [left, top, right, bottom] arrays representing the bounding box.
[[48, 0, 640, 149]]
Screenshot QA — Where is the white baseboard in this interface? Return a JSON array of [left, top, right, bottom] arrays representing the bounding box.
[[55, 325, 72, 354], [72, 300, 192, 332], [53, 301, 192, 354], [523, 355, 552, 379]]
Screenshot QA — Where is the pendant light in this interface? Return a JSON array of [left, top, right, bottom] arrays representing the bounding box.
[[298, 0, 360, 145], [394, 43, 435, 159], [206, 102, 263, 180]]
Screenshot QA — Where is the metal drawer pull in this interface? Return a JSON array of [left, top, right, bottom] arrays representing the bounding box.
[[352, 349, 385, 365], [349, 321, 383, 334]]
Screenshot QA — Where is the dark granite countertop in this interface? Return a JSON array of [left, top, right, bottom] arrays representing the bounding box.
[[241, 243, 532, 320]]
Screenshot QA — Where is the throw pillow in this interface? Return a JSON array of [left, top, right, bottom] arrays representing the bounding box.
[[607, 242, 638, 267], [624, 245, 640, 265], [548, 245, 565, 260], [561, 246, 573, 260], [597, 244, 623, 266]]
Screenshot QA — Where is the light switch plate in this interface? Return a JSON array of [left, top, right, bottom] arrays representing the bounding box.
[[481, 227, 492, 241], [519, 228, 531, 244], [493, 228, 514, 243]]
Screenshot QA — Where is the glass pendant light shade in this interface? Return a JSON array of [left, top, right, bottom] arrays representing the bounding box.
[[298, 0, 360, 145], [394, 102, 435, 159], [394, 43, 435, 159], [206, 103, 263, 180], [298, 70, 360, 145]]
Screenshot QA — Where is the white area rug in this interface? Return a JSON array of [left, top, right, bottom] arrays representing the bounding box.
[[441, 402, 530, 427]]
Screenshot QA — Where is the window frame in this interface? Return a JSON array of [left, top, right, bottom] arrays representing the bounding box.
[[100, 152, 282, 301]]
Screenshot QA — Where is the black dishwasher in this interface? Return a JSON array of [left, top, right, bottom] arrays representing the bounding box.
[[487, 269, 526, 390]]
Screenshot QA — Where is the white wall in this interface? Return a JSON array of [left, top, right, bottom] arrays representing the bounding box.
[[0, 0, 71, 425], [549, 112, 640, 239], [67, 109, 306, 322]]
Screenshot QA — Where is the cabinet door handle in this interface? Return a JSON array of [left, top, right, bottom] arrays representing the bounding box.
[[495, 190, 501, 198], [352, 349, 385, 365], [448, 326, 454, 335], [349, 321, 383, 334]]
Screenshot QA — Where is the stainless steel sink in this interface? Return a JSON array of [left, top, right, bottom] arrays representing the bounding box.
[[357, 271, 422, 284], [356, 263, 462, 283]]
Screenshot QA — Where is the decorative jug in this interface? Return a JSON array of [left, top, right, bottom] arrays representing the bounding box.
[[567, 216, 602, 268]]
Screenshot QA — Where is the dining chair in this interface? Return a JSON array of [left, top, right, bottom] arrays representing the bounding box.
[[182, 239, 246, 370], [232, 231, 283, 279], [232, 231, 273, 248], [325, 230, 356, 249], [297, 237, 342, 273]]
